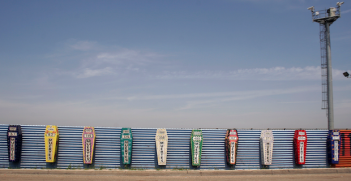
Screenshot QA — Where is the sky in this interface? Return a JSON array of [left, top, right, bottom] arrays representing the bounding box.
[[0, 0, 350, 129]]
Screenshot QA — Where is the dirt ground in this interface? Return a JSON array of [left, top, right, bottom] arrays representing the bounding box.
[[1, 173, 351, 181]]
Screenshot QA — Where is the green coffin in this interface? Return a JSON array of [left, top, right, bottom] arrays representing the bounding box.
[[120, 128, 133, 165], [191, 130, 203, 166]]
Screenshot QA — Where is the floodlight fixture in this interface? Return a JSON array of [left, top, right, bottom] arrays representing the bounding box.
[[307, 6, 314, 12], [343, 72, 350, 78], [337, 2, 344, 7]]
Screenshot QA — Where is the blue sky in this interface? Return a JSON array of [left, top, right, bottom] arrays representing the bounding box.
[[0, 0, 350, 128]]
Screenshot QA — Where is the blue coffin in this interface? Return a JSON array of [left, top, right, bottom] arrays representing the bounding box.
[[7, 125, 22, 162], [327, 130, 340, 164]]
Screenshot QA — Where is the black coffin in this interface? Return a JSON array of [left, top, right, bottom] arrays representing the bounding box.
[[7, 125, 22, 162]]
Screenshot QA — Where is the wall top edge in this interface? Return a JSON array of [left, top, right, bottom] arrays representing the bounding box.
[[0, 124, 344, 130]]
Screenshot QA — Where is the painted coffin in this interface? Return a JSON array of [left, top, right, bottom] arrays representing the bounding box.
[[191, 130, 203, 166], [293, 130, 307, 165], [155, 129, 168, 165], [44, 125, 59, 163], [7, 125, 22, 162], [82, 127, 96, 164], [120, 128, 133, 165], [260, 130, 274, 165], [327, 130, 340, 164], [225, 129, 238, 165]]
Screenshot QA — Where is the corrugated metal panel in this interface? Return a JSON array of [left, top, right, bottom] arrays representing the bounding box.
[[236, 130, 261, 169], [131, 128, 157, 168], [56, 126, 84, 169], [201, 130, 227, 169], [20, 125, 46, 168], [94, 127, 121, 169], [0, 124, 332, 169], [0, 124, 9, 168], [270, 130, 295, 169], [335, 130, 351, 167], [303, 130, 328, 168], [166, 129, 191, 169], [54, 126, 122, 169]]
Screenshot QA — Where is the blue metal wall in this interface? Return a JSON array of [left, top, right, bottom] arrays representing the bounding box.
[[0, 125, 9, 168], [0, 124, 328, 169]]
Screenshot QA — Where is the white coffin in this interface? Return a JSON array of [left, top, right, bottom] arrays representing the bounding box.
[[260, 130, 274, 165], [155, 129, 168, 165]]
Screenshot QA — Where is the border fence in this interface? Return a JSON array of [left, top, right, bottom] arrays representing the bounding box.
[[1, 124, 349, 170]]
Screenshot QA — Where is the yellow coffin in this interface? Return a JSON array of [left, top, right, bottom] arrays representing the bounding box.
[[44, 125, 59, 163]]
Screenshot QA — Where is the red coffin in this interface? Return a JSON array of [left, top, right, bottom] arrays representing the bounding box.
[[225, 129, 239, 165], [294, 130, 307, 165]]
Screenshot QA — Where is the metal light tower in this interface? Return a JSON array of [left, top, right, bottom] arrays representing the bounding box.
[[308, 2, 344, 130]]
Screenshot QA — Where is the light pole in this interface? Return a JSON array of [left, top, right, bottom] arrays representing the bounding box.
[[308, 2, 344, 130]]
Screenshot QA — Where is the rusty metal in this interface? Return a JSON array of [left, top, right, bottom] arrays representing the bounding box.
[[333, 130, 351, 167]]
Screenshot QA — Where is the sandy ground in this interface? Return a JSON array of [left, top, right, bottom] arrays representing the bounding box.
[[1, 172, 351, 181]]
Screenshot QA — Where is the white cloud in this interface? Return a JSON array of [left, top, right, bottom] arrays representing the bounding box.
[[341, 9, 351, 14], [1, 86, 351, 128], [333, 34, 351, 41], [49, 40, 350, 82], [70, 41, 97, 51], [96, 49, 164, 65], [72, 49, 164, 78], [52, 41, 166, 79], [104, 85, 331, 110], [76, 67, 114, 78], [178, 86, 319, 110], [156, 66, 350, 81], [236, 0, 285, 3], [110, 86, 316, 101]]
